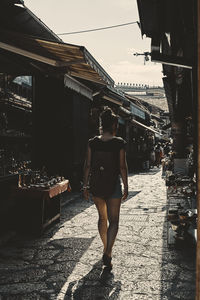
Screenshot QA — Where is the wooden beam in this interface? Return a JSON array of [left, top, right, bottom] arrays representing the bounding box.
[[151, 53, 193, 69], [0, 42, 84, 67], [69, 71, 107, 85]]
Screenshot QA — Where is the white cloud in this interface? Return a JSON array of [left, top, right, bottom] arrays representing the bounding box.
[[104, 60, 163, 86]]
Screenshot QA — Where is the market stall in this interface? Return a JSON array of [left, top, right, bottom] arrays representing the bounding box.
[[164, 150, 197, 247], [13, 173, 70, 235]]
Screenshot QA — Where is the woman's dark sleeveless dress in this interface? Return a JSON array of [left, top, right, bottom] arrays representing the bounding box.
[[88, 136, 126, 199]]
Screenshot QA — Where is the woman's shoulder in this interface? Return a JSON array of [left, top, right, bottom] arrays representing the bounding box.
[[113, 136, 127, 148], [88, 136, 100, 147], [89, 136, 126, 149], [114, 136, 126, 142]]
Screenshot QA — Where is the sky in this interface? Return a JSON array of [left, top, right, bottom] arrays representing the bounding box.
[[24, 0, 163, 86]]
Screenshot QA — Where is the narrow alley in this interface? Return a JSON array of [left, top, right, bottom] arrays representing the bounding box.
[[0, 169, 196, 300]]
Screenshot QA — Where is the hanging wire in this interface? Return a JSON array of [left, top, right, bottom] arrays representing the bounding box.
[[57, 21, 139, 36]]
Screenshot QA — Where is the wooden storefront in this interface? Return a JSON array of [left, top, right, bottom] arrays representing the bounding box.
[[0, 1, 114, 232], [137, 0, 198, 298]]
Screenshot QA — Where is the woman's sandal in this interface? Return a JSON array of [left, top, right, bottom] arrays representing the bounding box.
[[102, 254, 112, 270]]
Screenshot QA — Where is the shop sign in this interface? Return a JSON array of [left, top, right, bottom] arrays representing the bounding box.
[[130, 103, 145, 119]]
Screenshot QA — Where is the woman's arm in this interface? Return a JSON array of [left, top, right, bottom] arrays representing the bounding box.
[[83, 144, 91, 200], [119, 148, 128, 200]]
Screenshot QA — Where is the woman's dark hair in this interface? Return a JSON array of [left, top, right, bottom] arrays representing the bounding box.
[[100, 107, 118, 133]]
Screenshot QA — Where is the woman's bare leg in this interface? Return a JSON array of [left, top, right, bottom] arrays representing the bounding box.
[[92, 196, 108, 252], [105, 197, 121, 257]]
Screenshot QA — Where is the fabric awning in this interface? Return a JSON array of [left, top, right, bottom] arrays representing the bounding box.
[[64, 75, 93, 100], [101, 86, 126, 106], [131, 118, 160, 134], [0, 29, 114, 85]]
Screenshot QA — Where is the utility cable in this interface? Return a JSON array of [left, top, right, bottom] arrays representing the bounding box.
[[57, 21, 139, 36]]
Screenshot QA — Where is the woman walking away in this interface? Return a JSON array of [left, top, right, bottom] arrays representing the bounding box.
[[83, 107, 128, 271]]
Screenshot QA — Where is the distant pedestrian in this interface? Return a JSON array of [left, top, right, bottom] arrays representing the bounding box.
[[150, 148, 156, 167], [83, 107, 128, 271], [155, 143, 163, 167], [163, 142, 171, 156]]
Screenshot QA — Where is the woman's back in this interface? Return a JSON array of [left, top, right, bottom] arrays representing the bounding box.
[[89, 136, 126, 198], [89, 136, 126, 152]]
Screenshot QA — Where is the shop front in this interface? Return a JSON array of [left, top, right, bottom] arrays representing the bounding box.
[[129, 118, 157, 171], [0, 15, 113, 234], [136, 1, 198, 296]]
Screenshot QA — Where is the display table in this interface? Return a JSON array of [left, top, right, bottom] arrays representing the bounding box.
[[13, 180, 70, 235], [167, 187, 197, 247]]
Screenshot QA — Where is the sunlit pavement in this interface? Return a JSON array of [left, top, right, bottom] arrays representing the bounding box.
[[0, 169, 196, 299]]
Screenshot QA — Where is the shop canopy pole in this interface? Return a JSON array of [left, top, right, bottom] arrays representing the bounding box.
[[197, 0, 200, 298]]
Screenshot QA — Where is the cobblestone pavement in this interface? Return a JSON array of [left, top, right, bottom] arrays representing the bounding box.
[[0, 169, 196, 300]]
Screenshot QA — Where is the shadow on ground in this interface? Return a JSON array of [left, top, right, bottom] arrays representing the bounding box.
[[161, 215, 196, 299], [0, 236, 122, 299], [65, 260, 121, 299], [0, 190, 122, 299], [0, 237, 96, 299]]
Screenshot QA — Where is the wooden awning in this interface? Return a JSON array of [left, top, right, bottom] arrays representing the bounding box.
[[0, 29, 114, 85]]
